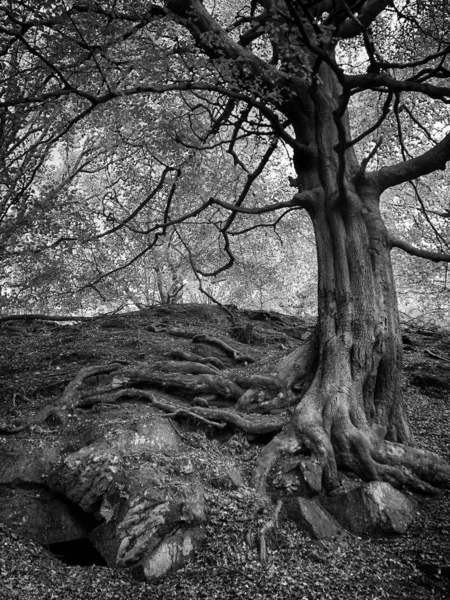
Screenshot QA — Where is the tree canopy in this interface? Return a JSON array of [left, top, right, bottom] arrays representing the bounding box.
[[0, 0, 447, 313]]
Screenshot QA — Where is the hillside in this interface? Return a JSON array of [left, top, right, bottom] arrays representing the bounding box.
[[0, 303, 449, 600]]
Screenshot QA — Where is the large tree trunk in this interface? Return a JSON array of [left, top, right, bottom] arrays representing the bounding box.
[[254, 183, 450, 497], [253, 65, 450, 498]]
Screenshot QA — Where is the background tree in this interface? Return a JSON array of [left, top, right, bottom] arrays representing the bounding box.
[[1, 0, 450, 497]]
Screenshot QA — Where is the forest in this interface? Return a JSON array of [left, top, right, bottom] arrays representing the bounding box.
[[0, 0, 450, 598]]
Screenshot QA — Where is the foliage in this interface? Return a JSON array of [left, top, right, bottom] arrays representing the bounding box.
[[0, 0, 449, 317]]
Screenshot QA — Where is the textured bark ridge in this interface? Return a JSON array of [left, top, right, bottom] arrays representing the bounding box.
[[253, 188, 450, 499], [242, 38, 450, 500]]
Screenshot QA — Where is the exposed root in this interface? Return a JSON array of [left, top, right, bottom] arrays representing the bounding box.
[[0, 354, 287, 436], [277, 331, 318, 392], [372, 440, 450, 493], [258, 499, 283, 565], [79, 388, 287, 435], [252, 411, 450, 501], [118, 367, 245, 400], [169, 349, 225, 370], [193, 334, 255, 364], [0, 363, 123, 434], [152, 360, 220, 375], [162, 408, 227, 429]]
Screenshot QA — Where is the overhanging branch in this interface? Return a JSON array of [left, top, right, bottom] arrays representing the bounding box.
[[368, 132, 450, 191], [390, 237, 450, 263]]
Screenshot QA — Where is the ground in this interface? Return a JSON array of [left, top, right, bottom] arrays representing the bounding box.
[[0, 303, 449, 599]]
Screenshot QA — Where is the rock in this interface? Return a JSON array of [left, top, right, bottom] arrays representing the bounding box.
[[0, 446, 60, 485], [209, 467, 245, 490], [48, 442, 123, 514], [299, 457, 324, 495], [285, 497, 348, 540], [0, 445, 91, 547], [133, 527, 205, 579], [322, 481, 416, 535], [112, 414, 181, 454], [0, 488, 89, 545], [227, 467, 245, 488], [89, 521, 119, 567], [89, 463, 206, 570], [2, 411, 206, 580], [115, 467, 205, 568]]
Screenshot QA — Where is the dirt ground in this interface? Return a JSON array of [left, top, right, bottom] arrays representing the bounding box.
[[0, 304, 449, 600]]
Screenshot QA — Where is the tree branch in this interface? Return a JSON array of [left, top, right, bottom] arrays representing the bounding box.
[[337, 0, 393, 39], [345, 72, 450, 102], [390, 237, 450, 263], [367, 131, 450, 191]]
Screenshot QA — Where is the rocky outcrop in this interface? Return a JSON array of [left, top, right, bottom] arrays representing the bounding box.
[[0, 409, 206, 578], [48, 442, 123, 514], [0, 446, 87, 545], [92, 463, 206, 569]]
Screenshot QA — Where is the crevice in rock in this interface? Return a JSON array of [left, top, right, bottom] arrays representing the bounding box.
[[246, 431, 279, 445], [45, 538, 107, 567]]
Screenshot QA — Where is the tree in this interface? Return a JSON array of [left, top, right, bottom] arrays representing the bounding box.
[[1, 0, 450, 497]]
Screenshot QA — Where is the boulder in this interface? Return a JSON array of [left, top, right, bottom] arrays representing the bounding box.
[[322, 481, 416, 535], [0, 411, 206, 580], [0, 446, 60, 485], [112, 415, 181, 455], [133, 527, 205, 579], [285, 497, 348, 540], [48, 442, 123, 514], [48, 434, 206, 576], [114, 465, 205, 568]]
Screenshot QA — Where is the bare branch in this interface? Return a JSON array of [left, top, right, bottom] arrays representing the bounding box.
[[345, 72, 450, 102], [367, 132, 450, 191], [390, 238, 450, 263]]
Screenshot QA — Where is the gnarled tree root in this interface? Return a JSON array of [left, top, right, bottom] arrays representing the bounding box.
[[253, 419, 450, 500], [79, 388, 287, 435], [0, 356, 288, 435], [0, 363, 123, 434], [193, 334, 255, 363]]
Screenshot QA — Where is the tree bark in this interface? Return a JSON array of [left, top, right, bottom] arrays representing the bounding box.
[[255, 180, 450, 496], [254, 63, 450, 498]]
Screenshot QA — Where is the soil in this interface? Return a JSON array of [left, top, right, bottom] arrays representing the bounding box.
[[0, 303, 449, 600]]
